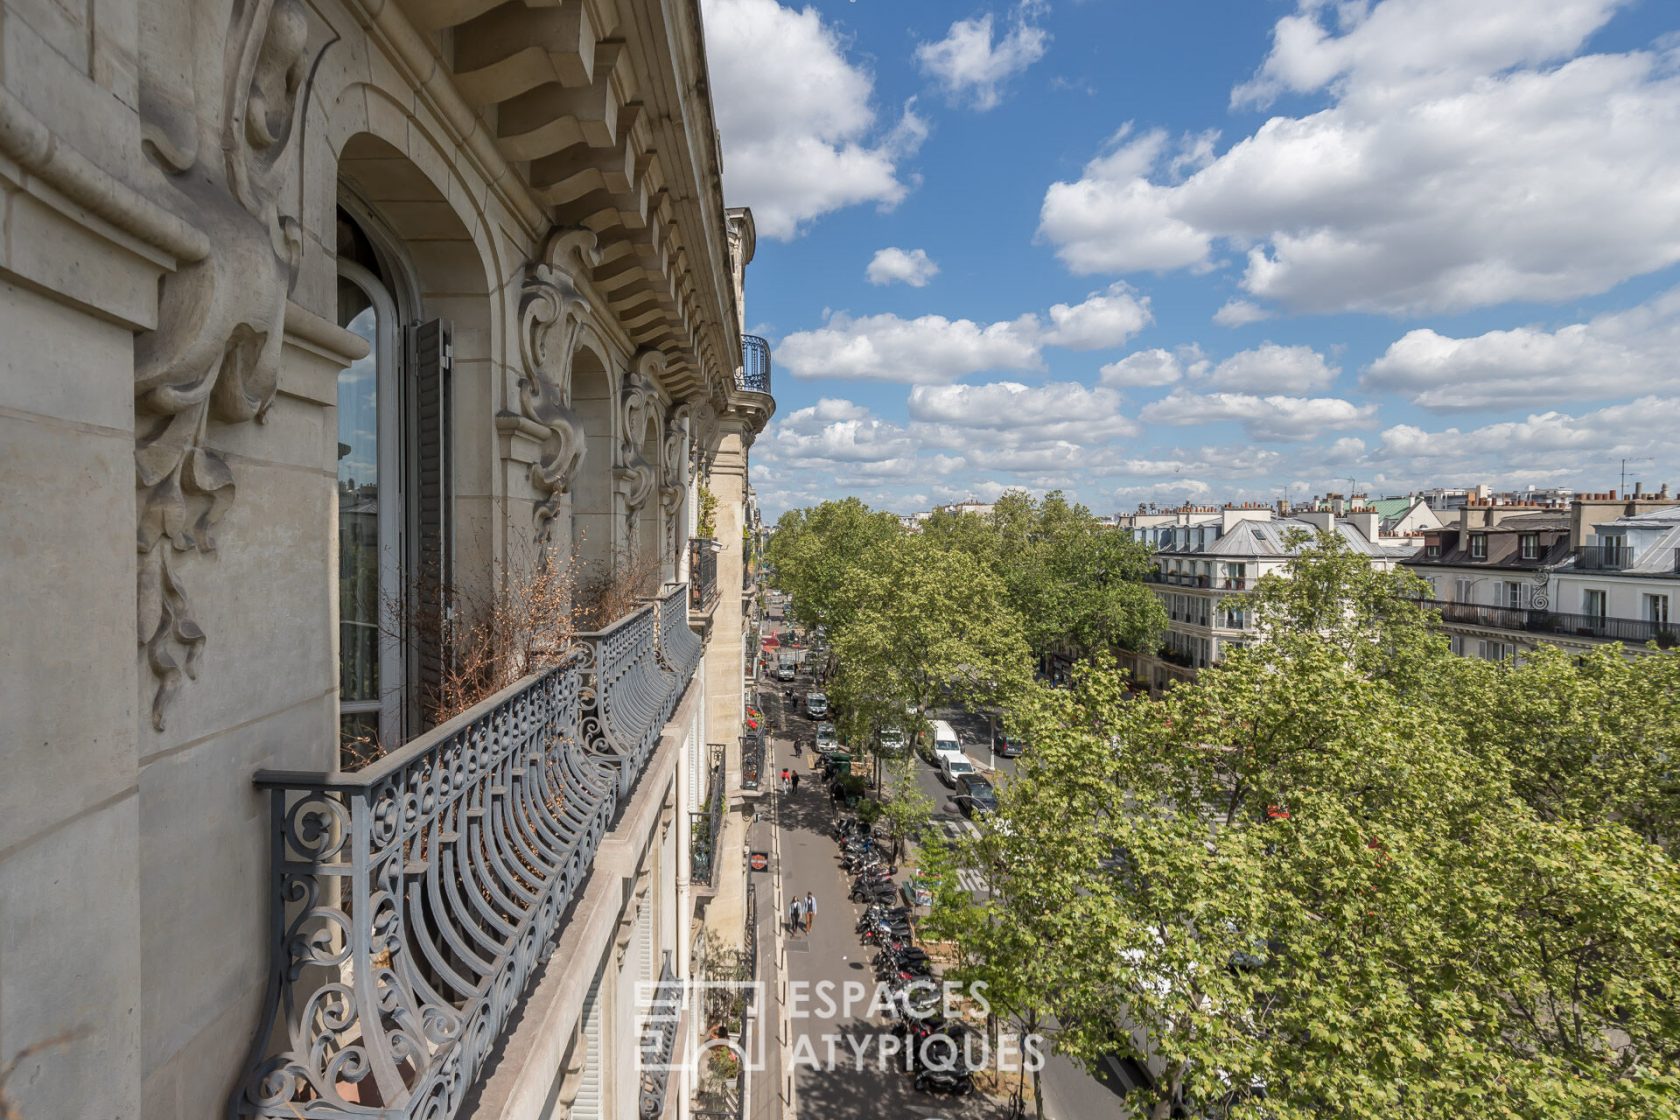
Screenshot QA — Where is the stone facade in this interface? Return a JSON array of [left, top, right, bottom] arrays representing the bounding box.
[[0, 1, 772, 1118]]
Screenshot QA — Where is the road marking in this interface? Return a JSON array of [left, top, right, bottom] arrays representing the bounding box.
[[933, 819, 990, 893]]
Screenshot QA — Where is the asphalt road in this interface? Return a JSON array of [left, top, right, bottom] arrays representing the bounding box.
[[758, 614, 1138, 1119]]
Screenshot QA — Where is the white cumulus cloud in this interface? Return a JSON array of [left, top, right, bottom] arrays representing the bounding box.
[[1099, 346, 1207, 388], [866, 247, 940, 287], [1140, 389, 1377, 442], [1363, 287, 1680, 409], [1213, 299, 1270, 327], [777, 311, 1043, 383], [1201, 343, 1339, 393], [703, 0, 924, 239], [1038, 0, 1680, 315], [908, 380, 1136, 443], [916, 3, 1051, 110], [1042, 282, 1154, 349], [777, 283, 1153, 384]]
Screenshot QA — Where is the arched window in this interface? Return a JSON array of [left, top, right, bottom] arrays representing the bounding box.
[[335, 205, 453, 759]]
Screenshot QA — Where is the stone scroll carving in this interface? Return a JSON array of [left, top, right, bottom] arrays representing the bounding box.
[[134, 0, 325, 730], [661, 402, 692, 556], [517, 229, 601, 542], [614, 351, 661, 516]]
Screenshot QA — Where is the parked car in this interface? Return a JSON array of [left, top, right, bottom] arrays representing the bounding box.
[[938, 752, 976, 787], [806, 691, 828, 718], [995, 732, 1028, 759], [955, 773, 997, 817], [815, 722, 839, 753]]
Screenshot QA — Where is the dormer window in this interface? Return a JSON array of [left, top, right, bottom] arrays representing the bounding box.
[[1425, 541, 1441, 558], [1470, 533, 1487, 560], [1519, 533, 1539, 560]]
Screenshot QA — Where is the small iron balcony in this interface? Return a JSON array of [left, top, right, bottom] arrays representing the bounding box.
[[737, 334, 771, 395], [690, 537, 720, 611]]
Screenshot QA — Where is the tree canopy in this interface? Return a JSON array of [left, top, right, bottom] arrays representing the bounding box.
[[931, 533, 1680, 1119]]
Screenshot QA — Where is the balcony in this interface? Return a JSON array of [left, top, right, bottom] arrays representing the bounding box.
[[740, 729, 765, 793], [690, 537, 720, 612], [738, 334, 771, 395], [1420, 598, 1680, 647], [690, 744, 727, 889], [233, 586, 700, 1120], [1574, 543, 1633, 571]]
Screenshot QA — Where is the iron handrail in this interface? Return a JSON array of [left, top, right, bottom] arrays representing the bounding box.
[[235, 593, 698, 1119]]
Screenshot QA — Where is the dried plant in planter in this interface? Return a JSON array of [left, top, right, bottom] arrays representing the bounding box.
[[573, 546, 664, 633], [423, 549, 578, 726], [344, 533, 581, 771]]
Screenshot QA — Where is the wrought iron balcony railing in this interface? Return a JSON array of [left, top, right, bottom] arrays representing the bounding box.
[[234, 592, 699, 1120], [638, 953, 683, 1118], [690, 745, 727, 889], [737, 334, 771, 395], [1419, 598, 1680, 647], [740, 729, 765, 793], [690, 538, 720, 611]]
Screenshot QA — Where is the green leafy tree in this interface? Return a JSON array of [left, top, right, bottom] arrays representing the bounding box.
[[828, 533, 1033, 765], [764, 498, 901, 634], [931, 542, 1680, 1120]]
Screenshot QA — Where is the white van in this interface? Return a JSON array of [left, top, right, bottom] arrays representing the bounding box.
[[929, 720, 963, 767]]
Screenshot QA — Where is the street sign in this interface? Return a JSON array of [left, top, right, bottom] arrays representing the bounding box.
[[748, 851, 770, 872]]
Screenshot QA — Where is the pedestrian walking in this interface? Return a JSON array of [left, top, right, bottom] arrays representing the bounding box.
[[803, 891, 816, 933], [789, 896, 803, 936], [780, 767, 790, 794], [790, 770, 801, 794]]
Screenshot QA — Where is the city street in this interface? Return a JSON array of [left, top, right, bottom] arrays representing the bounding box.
[[756, 616, 1137, 1119]]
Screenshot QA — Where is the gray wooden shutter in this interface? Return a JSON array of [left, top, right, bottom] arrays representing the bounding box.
[[409, 319, 452, 725], [574, 968, 603, 1120]]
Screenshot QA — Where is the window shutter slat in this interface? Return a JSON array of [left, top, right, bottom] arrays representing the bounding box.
[[409, 318, 453, 724]]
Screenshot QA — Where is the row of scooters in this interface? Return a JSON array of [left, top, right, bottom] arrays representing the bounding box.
[[835, 817, 978, 1098]]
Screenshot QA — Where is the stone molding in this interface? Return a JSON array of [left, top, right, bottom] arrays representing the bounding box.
[[0, 86, 210, 268]]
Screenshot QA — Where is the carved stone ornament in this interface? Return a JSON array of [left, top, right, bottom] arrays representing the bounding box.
[[661, 402, 692, 556], [660, 401, 692, 516], [517, 228, 601, 542], [134, 0, 325, 730], [614, 351, 661, 515]]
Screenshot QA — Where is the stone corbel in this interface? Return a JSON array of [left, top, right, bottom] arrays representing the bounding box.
[[133, 0, 326, 731], [514, 227, 600, 542]]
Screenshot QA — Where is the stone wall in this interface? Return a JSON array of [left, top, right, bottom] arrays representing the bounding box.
[[0, 1, 770, 1117]]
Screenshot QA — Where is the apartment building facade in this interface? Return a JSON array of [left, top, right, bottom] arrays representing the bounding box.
[[0, 2, 772, 1119], [1407, 491, 1680, 661], [1119, 505, 1401, 690]]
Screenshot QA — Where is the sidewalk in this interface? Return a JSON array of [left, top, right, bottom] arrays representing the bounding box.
[[761, 703, 1011, 1119]]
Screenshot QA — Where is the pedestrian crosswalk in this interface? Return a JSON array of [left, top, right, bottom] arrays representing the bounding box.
[[933, 818, 988, 894]]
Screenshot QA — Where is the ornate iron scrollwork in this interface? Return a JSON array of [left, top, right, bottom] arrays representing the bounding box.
[[234, 653, 620, 1119]]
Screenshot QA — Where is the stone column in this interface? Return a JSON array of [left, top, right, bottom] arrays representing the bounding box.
[[704, 417, 751, 793]]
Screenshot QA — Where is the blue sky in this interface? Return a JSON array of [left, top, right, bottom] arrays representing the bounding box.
[[700, 0, 1680, 519]]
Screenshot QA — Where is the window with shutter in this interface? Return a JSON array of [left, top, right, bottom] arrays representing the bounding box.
[[573, 969, 604, 1120]]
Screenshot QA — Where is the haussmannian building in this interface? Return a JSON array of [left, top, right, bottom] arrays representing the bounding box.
[[0, 2, 773, 1119]]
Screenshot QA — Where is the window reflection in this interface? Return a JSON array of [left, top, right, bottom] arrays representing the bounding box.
[[338, 279, 381, 727]]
